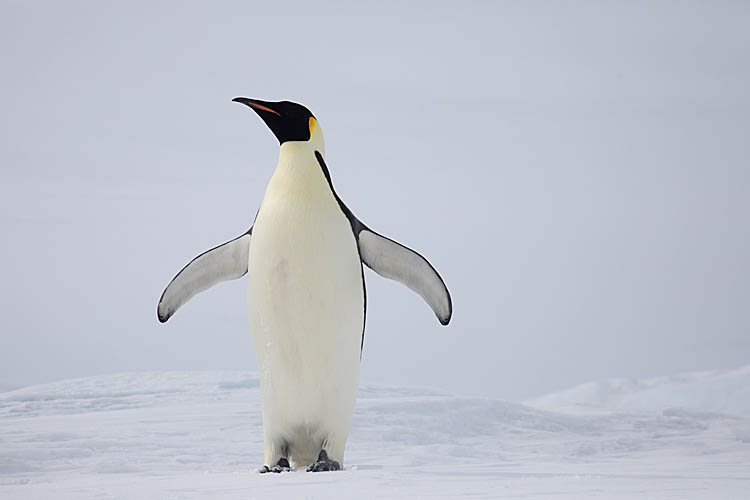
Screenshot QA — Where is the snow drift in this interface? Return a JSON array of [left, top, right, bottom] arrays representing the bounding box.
[[1, 370, 749, 499], [526, 365, 750, 415]]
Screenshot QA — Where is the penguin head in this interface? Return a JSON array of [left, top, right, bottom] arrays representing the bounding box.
[[232, 98, 321, 147]]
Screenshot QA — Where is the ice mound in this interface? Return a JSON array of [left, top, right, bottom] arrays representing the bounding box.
[[526, 366, 750, 415]]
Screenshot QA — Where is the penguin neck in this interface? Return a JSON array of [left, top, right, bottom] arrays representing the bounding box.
[[267, 121, 330, 201], [274, 120, 325, 176]]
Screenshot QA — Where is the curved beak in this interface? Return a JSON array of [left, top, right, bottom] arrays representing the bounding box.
[[231, 97, 281, 116]]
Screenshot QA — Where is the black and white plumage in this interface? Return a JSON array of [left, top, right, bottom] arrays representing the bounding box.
[[157, 230, 252, 323], [157, 98, 451, 472]]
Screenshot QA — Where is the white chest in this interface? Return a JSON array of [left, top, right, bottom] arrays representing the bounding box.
[[247, 146, 364, 394]]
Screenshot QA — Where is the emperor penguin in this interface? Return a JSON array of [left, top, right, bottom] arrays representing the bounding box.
[[157, 98, 452, 473]]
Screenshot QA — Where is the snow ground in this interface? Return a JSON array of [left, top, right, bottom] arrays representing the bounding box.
[[527, 365, 750, 416], [1, 370, 748, 499]]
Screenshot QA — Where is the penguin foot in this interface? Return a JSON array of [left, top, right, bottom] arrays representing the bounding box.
[[259, 457, 291, 473], [306, 450, 341, 472]]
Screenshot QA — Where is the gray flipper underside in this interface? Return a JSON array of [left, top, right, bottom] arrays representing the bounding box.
[[157, 229, 252, 323], [358, 229, 452, 325], [313, 151, 451, 326]]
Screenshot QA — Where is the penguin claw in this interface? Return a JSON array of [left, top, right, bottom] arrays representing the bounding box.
[[306, 450, 341, 472], [259, 457, 291, 473], [306, 460, 340, 472]]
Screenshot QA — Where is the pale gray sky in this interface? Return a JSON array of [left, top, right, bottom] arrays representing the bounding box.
[[1, 1, 748, 400]]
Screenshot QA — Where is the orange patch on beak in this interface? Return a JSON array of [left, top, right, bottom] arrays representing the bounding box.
[[247, 102, 281, 116]]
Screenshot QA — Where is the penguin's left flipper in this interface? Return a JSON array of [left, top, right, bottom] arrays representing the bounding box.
[[157, 228, 252, 323], [313, 151, 451, 326], [357, 228, 452, 325]]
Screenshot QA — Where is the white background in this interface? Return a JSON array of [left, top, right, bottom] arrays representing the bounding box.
[[2, 1, 749, 400]]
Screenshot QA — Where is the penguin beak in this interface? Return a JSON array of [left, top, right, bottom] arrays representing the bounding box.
[[232, 97, 281, 116], [232, 97, 310, 145]]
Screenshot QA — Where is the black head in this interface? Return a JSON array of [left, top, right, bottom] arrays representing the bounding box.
[[232, 98, 315, 144]]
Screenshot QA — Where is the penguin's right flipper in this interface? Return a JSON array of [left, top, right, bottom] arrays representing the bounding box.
[[157, 228, 252, 323]]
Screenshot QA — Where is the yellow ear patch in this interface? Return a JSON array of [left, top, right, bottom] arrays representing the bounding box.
[[309, 117, 316, 137]]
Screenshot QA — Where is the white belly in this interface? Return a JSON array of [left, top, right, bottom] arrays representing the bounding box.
[[247, 149, 364, 467]]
